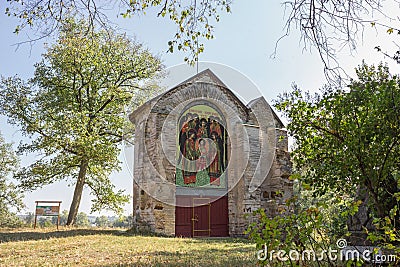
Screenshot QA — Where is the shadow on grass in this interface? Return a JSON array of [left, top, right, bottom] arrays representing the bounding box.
[[91, 248, 257, 267], [0, 228, 134, 243], [0, 228, 257, 266], [0, 228, 251, 245]]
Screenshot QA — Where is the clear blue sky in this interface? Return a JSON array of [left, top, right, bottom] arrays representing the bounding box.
[[0, 0, 397, 216]]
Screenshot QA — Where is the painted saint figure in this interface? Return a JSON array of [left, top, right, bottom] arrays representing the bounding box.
[[182, 129, 198, 184], [196, 138, 208, 171], [188, 114, 198, 130], [197, 118, 209, 138], [181, 113, 192, 136], [210, 117, 222, 137], [208, 131, 223, 185]]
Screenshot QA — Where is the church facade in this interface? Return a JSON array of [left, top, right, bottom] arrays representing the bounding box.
[[129, 69, 292, 237]]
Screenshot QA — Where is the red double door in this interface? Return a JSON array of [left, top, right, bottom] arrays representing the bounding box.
[[175, 195, 229, 237]]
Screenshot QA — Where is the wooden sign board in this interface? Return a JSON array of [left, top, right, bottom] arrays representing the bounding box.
[[34, 201, 62, 229], [35, 206, 60, 216]]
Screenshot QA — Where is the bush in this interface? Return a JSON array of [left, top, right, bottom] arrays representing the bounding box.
[[246, 183, 400, 266], [246, 180, 354, 266]]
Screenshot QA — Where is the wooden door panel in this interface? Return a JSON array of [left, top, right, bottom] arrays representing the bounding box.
[[193, 198, 210, 237], [176, 195, 228, 237], [175, 205, 192, 237], [210, 196, 229, 236]]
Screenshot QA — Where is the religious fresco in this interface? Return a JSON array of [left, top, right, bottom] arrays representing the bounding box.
[[176, 104, 228, 188]]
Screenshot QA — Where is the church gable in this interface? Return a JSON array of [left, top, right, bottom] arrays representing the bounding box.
[[148, 70, 251, 124], [176, 68, 228, 87], [130, 69, 292, 237]]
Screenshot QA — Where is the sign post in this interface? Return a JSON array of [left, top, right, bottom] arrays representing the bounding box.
[[34, 201, 62, 230]]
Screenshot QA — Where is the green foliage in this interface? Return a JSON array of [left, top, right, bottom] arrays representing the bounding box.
[[95, 215, 110, 228], [74, 212, 91, 227], [246, 180, 352, 266], [58, 210, 69, 226], [126, 0, 231, 65], [0, 132, 24, 228], [0, 207, 23, 228], [0, 18, 163, 218], [22, 212, 35, 227], [292, 180, 350, 239], [267, 62, 400, 265], [38, 217, 54, 228], [58, 210, 94, 227], [275, 62, 400, 219], [5, 0, 231, 65], [113, 215, 133, 228], [366, 203, 400, 265]]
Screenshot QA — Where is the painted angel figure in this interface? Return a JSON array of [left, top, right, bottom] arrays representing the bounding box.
[[197, 118, 209, 138], [182, 129, 198, 184], [210, 117, 222, 137], [208, 131, 223, 185]]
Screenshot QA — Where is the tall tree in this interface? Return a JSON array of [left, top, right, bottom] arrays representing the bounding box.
[[275, 62, 400, 220], [95, 215, 110, 228], [0, 18, 163, 225], [5, 0, 231, 65], [0, 131, 23, 227]]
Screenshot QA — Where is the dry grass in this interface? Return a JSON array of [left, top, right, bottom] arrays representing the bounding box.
[[0, 227, 257, 266]]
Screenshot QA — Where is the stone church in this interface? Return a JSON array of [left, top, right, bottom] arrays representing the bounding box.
[[129, 69, 292, 237]]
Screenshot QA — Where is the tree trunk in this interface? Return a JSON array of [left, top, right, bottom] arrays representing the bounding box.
[[66, 158, 89, 225], [347, 187, 375, 245]]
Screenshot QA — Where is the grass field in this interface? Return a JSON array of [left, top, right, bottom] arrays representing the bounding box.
[[0, 228, 257, 266]]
